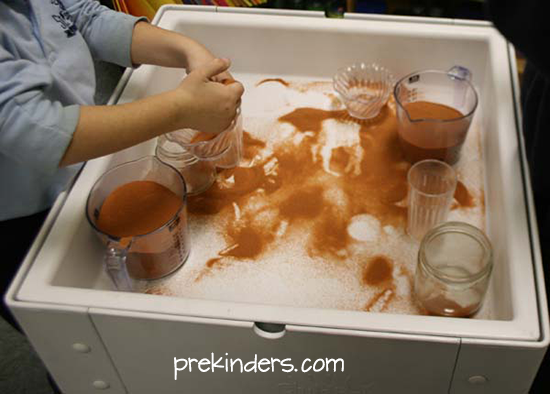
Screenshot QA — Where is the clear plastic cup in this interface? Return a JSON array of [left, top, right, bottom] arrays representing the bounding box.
[[414, 221, 493, 317], [407, 159, 457, 241], [166, 112, 243, 169]]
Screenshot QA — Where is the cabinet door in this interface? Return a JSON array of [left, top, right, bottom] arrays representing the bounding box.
[[12, 305, 127, 394], [91, 308, 459, 394], [450, 341, 547, 394]]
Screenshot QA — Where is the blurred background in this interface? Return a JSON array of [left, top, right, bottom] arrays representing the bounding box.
[[102, 0, 488, 20], [102, 1, 524, 77]]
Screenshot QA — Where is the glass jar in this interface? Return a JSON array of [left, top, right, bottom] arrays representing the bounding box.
[[155, 135, 217, 196], [414, 221, 493, 317]]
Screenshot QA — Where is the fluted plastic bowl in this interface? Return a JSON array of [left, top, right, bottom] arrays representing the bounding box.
[[333, 63, 394, 119]]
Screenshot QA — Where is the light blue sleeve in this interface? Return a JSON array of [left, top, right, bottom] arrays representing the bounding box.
[[62, 0, 147, 67], [0, 46, 80, 175]]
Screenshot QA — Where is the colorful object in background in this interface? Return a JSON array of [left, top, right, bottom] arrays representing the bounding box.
[[178, 0, 268, 7], [113, 0, 267, 19], [113, 1, 177, 19]]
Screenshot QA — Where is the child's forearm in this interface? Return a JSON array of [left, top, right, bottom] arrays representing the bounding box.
[[130, 21, 214, 69], [59, 90, 186, 167], [59, 58, 243, 167]]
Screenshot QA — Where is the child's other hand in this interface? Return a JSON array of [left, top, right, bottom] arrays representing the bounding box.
[[176, 58, 244, 134], [186, 51, 233, 82]]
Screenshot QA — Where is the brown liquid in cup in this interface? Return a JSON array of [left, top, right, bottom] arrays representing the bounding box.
[[97, 180, 185, 280], [398, 101, 469, 165]]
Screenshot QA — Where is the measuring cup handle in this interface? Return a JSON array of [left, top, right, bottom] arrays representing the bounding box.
[[104, 242, 133, 291], [448, 65, 472, 81]]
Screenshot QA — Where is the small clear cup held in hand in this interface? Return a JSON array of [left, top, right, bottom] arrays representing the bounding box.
[[407, 159, 457, 241], [86, 156, 190, 291], [165, 111, 243, 169], [333, 63, 394, 120], [414, 221, 493, 318]]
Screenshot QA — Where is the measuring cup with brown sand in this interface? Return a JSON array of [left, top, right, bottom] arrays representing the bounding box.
[[394, 66, 479, 165], [86, 156, 190, 291]]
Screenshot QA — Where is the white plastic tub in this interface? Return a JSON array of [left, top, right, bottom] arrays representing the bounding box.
[[6, 6, 548, 394]]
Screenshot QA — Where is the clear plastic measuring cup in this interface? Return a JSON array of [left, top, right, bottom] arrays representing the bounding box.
[[86, 156, 190, 291], [394, 66, 478, 165]]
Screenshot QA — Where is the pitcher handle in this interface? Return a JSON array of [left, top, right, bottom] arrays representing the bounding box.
[[104, 241, 133, 291], [448, 65, 472, 81]]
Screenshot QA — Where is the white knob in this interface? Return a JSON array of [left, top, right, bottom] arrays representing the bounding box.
[[468, 375, 488, 385], [93, 380, 110, 390], [72, 343, 91, 353]]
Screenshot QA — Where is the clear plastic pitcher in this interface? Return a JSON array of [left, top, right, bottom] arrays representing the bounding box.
[[86, 156, 190, 291], [394, 66, 478, 165]]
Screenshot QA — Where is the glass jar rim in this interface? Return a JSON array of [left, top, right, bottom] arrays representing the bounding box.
[[418, 221, 493, 284]]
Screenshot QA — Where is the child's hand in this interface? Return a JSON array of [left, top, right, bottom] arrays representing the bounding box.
[[176, 58, 244, 134], [185, 50, 233, 83]]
